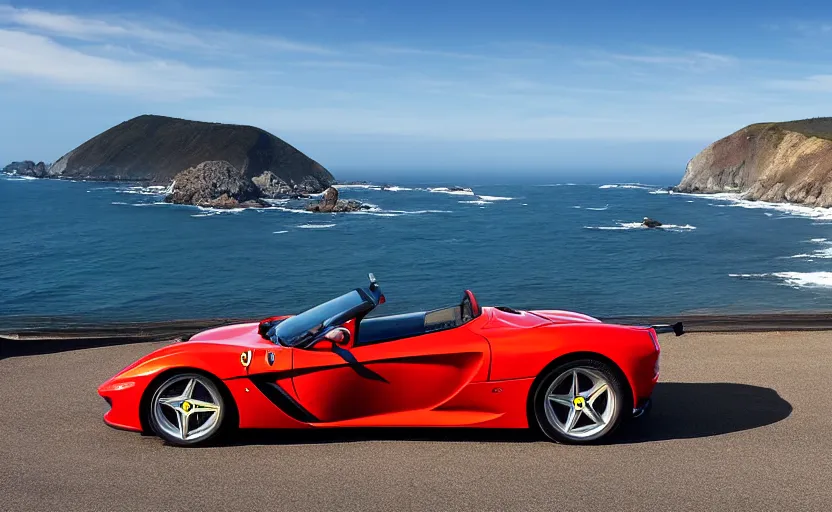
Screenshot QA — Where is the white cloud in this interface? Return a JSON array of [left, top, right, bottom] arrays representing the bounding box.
[[606, 50, 735, 71], [0, 4, 827, 145], [0, 5, 332, 55], [0, 29, 225, 98], [769, 74, 832, 92]]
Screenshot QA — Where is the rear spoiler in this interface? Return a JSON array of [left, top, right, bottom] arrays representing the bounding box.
[[651, 322, 685, 336]]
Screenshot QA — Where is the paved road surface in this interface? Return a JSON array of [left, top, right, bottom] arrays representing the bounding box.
[[2, 331, 831, 511]]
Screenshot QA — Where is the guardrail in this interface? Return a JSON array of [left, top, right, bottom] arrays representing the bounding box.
[[2, 312, 831, 358]]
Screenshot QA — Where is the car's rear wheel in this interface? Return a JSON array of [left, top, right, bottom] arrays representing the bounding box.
[[148, 373, 226, 446], [532, 359, 625, 444]]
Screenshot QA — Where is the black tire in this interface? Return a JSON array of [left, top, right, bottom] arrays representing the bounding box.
[[532, 359, 626, 444], [148, 372, 228, 447]]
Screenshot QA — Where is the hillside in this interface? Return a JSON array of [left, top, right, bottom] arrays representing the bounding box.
[[676, 117, 832, 207], [44, 115, 333, 188]]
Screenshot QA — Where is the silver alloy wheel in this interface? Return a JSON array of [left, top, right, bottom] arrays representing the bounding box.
[[152, 374, 222, 443], [543, 367, 616, 439]]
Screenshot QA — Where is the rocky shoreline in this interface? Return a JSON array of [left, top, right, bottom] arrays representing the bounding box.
[[4, 159, 371, 212], [3, 160, 50, 177], [160, 160, 368, 211], [3, 115, 372, 213]]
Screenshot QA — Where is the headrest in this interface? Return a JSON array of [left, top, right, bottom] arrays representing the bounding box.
[[463, 289, 482, 318]]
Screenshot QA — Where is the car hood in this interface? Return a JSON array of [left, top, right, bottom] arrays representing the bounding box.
[[103, 322, 273, 384], [188, 322, 263, 345]]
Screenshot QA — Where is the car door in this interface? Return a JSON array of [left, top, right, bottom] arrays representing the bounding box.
[[291, 321, 491, 424]]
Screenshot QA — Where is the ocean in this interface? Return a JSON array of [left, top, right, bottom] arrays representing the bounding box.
[[1, 173, 831, 325]]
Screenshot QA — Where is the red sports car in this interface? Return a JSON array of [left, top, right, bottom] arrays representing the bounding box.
[[99, 274, 674, 446]]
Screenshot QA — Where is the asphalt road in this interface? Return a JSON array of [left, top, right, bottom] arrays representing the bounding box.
[[2, 331, 831, 511]]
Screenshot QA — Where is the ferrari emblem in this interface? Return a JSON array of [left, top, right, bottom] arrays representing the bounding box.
[[266, 352, 275, 366], [240, 350, 252, 368], [573, 396, 586, 411], [181, 401, 192, 412]]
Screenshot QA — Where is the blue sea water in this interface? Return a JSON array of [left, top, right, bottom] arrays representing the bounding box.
[[1, 174, 831, 324]]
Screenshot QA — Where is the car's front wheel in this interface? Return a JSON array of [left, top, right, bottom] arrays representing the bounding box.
[[148, 373, 227, 446], [532, 359, 625, 444]]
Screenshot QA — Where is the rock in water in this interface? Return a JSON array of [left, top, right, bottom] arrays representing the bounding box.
[[676, 117, 832, 207], [43, 114, 333, 190], [165, 161, 262, 209], [642, 217, 663, 228], [251, 171, 292, 198], [2, 160, 48, 178], [319, 187, 339, 210], [305, 186, 369, 213]]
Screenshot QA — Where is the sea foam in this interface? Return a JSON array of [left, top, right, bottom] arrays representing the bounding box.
[[790, 239, 832, 259], [730, 272, 832, 288], [599, 183, 654, 190], [679, 192, 832, 221], [428, 187, 475, 196], [477, 195, 514, 201], [297, 223, 336, 229], [585, 222, 696, 231]]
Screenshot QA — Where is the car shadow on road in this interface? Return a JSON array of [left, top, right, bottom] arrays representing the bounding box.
[[612, 381, 792, 444], [224, 382, 792, 447]]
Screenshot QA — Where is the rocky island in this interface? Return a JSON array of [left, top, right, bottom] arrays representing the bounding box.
[[3, 114, 368, 211], [306, 186, 371, 213], [676, 117, 832, 208], [3, 160, 50, 177]]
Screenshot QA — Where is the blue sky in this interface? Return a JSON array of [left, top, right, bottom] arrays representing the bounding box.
[[1, 1, 831, 178]]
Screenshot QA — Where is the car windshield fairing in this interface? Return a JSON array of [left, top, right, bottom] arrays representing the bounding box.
[[271, 290, 374, 347]]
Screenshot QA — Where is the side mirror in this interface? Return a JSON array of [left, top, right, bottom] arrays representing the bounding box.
[[324, 326, 351, 346]]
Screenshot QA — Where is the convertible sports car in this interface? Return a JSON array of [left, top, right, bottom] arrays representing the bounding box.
[[99, 274, 679, 446]]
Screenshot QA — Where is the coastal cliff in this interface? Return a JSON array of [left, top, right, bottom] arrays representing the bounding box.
[[676, 118, 832, 207]]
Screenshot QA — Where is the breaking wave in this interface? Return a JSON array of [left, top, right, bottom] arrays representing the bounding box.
[[1, 173, 38, 181], [730, 272, 832, 289], [191, 207, 245, 217], [112, 201, 169, 207], [350, 208, 451, 217], [680, 192, 832, 220], [573, 205, 609, 210], [428, 187, 475, 196], [265, 206, 313, 214], [599, 183, 654, 190], [790, 239, 832, 259], [477, 195, 514, 201], [334, 184, 380, 189], [334, 184, 411, 192], [297, 223, 336, 229], [118, 186, 168, 196], [585, 222, 696, 231]]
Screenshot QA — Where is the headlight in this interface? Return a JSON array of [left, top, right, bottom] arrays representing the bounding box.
[[99, 380, 135, 393]]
